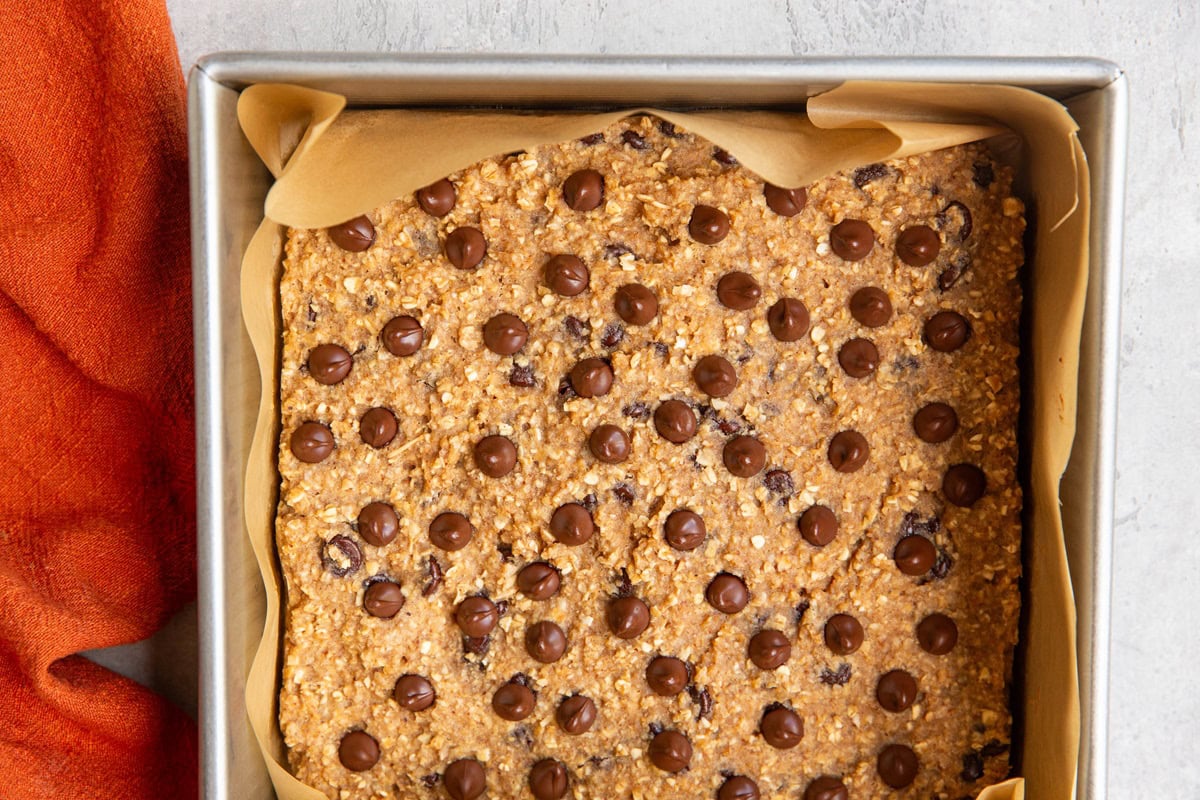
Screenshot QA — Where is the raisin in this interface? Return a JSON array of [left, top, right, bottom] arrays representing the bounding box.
[[496, 600, 509, 616], [763, 469, 794, 496], [930, 550, 954, 580], [647, 496, 665, 516], [901, 512, 941, 537], [320, 536, 362, 577], [564, 315, 591, 340], [688, 685, 714, 720], [973, 161, 995, 187], [939, 252, 971, 290], [648, 721, 665, 737], [853, 162, 890, 188], [615, 569, 634, 597], [653, 342, 669, 358], [713, 147, 738, 165], [581, 492, 599, 513], [557, 376, 577, 400], [793, 595, 811, 624], [819, 663, 852, 685], [365, 295, 376, 309], [463, 635, 490, 655], [511, 672, 532, 687], [421, 774, 440, 788], [622, 402, 651, 420], [621, 130, 649, 150], [604, 243, 633, 261], [497, 542, 514, 562], [716, 417, 742, 436], [509, 364, 536, 387], [936, 200, 974, 241], [601, 322, 625, 348], [658, 120, 683, 138], [981, 740, 1010, 757], [512, 725, 534, 748], [306, 303, 317, 323], [422, 555, 444, 596], [587, 755, 613, 770], [579, 132, 604, 146], [961, 752, 985, 782], [613, 483, 635, 505]]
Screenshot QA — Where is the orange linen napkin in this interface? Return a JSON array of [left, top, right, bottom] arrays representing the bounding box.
[[0, 1, 198, 797]]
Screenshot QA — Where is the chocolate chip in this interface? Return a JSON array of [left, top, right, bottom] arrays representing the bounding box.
[[525, 620, 567, 663], [622, 401, 650, 420], [600, 322, 625, 348], [579, 132, 604, 146], [444, 758, 486, 800], [804, 776, 848, 800], [913, 402, 959, 443], [937, 200, 974, 241], [924, 310, 972, 352], [363, 580, 405, 618], [763, 469, 794, 496], [749, 629, 792, 670], [689, 205, 730, 245], [428, 511, 473, 552], [799, 504, 838, 547], [654, 400, 697, 444], [961, 751, 985, 782], [607, 596, 650, 639], [693, 354, 738, 398], [827, 430, 869, 473], [393, 674, 436, 711], [528, 758, 569, 800], [688, 684, 713, 719], [657, 510, 704, 553], [423, 555, 444, 596], [544, 255, 592, 299], [569, 357, 614, 398], [819, 663, 852, 686], [894, 535, 937, 576], [415, 178, 456, 217], [456, 596, 499, 637], [896, 225, 942, 267], [849, 287, 893, 328], [474, 435, 517, 478], [444, 226, 487, 269], [706, 573, 750, 614], [760, 705, 803, 749], [943, 463, 987, 506], [588, 424, 631, 464], [483, 313, 528, 355], [492, 681, 536, 721], [764, 184, 807, 217], [328, 216, 375, 252], [556, 694, 597, 734], [550, 502, 594, 545], [917, 612, 958, 654], [359, 407, 398, 448], [648, 730, 692, 773], [823, 614, 864, 655], [614, 283, 658, 325], [462, 634, 490, 656], [562, 169, 604, 211], [876, 669, 918, 712], [612, 483, 636, 506], [321, 535, 362, 577], [512, 563, 558, 602], [853, 162, 890, 188], [381, 315, 424, 356], [766, 297, 810, 341], [973, 161, 995, 188], [838, 338, 879, 378], [719, 775, 761, 800], [291, 421, 334, 463], [307, 344, 353, 385], [621, 129, 649, 150], [878, 744, 919, 789], [723, 435, 766, 478], [716, 271, 761, 310], [830, 219, 875, 261], [357, 502, 398, 547], [338, 730, 379, 771], [509, 363, 536, 387], [645, 656, 689, 696]]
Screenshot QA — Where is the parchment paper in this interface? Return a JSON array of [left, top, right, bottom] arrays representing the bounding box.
[[238, 80, 1089, 800]]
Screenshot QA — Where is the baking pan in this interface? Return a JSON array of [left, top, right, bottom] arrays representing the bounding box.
[[189, 54, 1125, 800]]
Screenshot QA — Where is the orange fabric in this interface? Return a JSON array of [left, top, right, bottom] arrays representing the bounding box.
[[0, 1, 198, 798]]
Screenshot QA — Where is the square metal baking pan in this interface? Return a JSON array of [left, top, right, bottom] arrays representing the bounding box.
[[189, 54, 1125, 800]]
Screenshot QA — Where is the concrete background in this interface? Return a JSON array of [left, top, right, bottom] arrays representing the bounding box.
[[98, 1, 1196, 796]]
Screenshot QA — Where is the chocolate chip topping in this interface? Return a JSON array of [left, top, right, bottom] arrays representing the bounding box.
[[664, 509, 706, 551], [693, 354, 738, 398], [823, 613, 864, 655], [614, 283, 659, 325], [358, 407, 398, 449], [894, 535, 937, 576], [363, 580, 405, 618], [716, 271, 762, 310], [328, 216, 375, 252], [444, 226, 487, 269], [429, 511, 474, 551], [896, 224, 942, 267], [924, 310, 972, 352], [766, 297, 810, 341], [550, 503, 594, 546], [321, 535, 362, 577], [838, 338, 879, 378], [764, 184, 807, 217], [517, 562, 561, 600], [804, 775, 849, 800], [877, 743, 919, 789], [381, 314, 424, 356], [723, 435, 766, 478], [307, 344, 353, 385], [556, 694, 597, 734], [706, 573, 750, 614], [829, 219, 875, 261], [760, 705, 804, 749], [357, 502, 399, 547], [606, 596, 651, 639], [415, 178, 456, 217], [444, 758, 486, 800], [393, 674, 436, 711], [525, 620, 568, 663], [918, 613, 959, 654], [689, 205, 730, 244], [876, 669, 918, 712], [528, 759, 569, 800], [544, 254, 590, 297], [654, 400, 697, 444], [474, 435, 517, 478], [719, 775, 762, 800], [482, 313, 529, 355], [827, 430, 869, 473], [455, 596, 499, 637], [943, 463, 987, 506], [492, 681, 536, 721], [645, 656, 689, 696], [562, 169, 604, 211], [648, 730, 692, 773], [569, 358, 614, 398], [291, 421, 334, 463], [588, 424, 631, 463], [749, 629, 792, 670], [799, 504, 838, 547], [337, 730, 379, 771], [849, 287, 893, 328], [913, 402, 959, 443]]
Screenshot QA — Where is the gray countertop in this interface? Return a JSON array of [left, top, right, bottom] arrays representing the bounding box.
[[90, 1, 1195, 796]]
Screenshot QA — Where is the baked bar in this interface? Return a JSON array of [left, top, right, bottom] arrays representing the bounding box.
[[276, 114, 1024, 800]]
